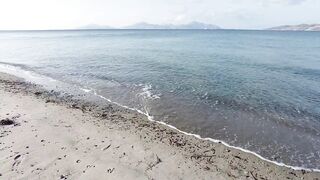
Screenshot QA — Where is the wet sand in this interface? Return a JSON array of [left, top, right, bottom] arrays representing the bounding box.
[[0, 72, 319, 180]]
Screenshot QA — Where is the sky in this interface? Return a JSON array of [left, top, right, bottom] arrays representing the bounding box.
[[0, 0, 319, 30]]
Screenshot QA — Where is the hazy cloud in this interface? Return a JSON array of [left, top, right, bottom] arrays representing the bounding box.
[[274, 0, 307, 5], [288, 0, 307, 4]]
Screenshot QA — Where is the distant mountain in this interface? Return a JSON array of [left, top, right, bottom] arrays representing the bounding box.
[[124, 21, 220, 30], [78, 24, 113, 29], [268, 24, 320, 31], [77, 22, 221, 30], [174, 22, 220, 30], [124, 22, 166, 29]]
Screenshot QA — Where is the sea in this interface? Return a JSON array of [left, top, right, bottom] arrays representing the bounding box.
[[0, 29, 319, 169]]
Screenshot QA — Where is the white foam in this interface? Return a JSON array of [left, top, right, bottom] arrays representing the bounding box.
[[0, 63, 57, 83], [137, 84, 161, 100], [80, 87, 92, 93]]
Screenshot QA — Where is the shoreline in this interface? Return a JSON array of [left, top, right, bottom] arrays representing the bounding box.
[[1, 72, 320, 179], [1, 62, 319, 172], [94, 89, 320, 173]]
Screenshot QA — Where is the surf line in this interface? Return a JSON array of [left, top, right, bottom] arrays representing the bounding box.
[[90, 89, 320, 173]]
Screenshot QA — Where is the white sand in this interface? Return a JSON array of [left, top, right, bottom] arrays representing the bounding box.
[[0, 89, 225, 179]]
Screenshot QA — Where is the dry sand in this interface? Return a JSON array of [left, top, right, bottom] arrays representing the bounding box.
[[0, 72, 319, 180]]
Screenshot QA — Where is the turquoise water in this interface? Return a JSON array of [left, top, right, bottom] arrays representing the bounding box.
[[0, 30, 320, 169]]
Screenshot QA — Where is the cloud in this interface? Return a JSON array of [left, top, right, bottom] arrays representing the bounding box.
[[286, 0, 307, 5], [173, 14, 186, 23], [262, 0, 307, 5]]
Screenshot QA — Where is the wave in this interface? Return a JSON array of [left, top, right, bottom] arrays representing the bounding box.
[[1, 62, 320, 172], [0, 62, 57, 83], [137, 84, 161, 100], [79, 87, 93, 93]]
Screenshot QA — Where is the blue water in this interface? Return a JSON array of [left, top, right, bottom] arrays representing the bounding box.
[[0, 30, 320, 169]]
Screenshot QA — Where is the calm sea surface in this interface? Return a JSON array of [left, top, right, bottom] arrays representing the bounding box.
[[0, 30, 320, 169]]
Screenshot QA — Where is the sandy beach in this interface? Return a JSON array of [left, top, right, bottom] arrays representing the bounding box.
[[0, 72, 319, 180]]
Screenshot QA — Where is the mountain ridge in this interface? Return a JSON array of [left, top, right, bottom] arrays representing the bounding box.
[[267, 24, 320, 31], [124, 21, 220, 29], [79, 22, 220, 30]]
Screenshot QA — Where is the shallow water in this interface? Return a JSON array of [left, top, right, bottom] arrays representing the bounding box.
[[0, 29, 320, 169]]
